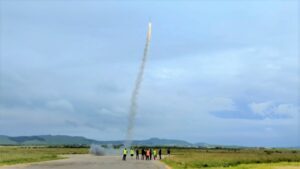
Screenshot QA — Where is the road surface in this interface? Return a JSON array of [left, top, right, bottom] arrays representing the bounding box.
[[1, 155, 168, 169]]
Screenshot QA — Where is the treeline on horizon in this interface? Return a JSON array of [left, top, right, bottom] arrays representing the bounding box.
[[1, 144, 299, 152]]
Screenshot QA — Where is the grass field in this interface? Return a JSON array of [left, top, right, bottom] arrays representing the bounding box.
[[208, 162, 300, 169], [162, 148, 300, 169], [1, 146, 300, 169], [0, 146, 88, 166]]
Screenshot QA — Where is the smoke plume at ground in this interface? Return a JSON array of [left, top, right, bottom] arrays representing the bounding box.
[[89, 144, 120, 156], [125, 22, 152, 147]]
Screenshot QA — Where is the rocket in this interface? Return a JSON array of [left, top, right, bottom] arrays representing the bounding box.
[[147, 22, 152, 42]]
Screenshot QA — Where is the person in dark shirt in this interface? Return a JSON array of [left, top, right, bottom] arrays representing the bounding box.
[[141, 148, 145, 160], [150, 148, 153, 160], [136, 149, 139, 160], [159, 148, 162, 160], [167, 148, 171, 157]]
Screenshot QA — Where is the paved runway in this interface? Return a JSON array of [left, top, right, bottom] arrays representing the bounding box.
[[1, 155, 167, 169]]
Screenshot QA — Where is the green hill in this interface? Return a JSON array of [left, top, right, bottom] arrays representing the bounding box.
[[0, 135, 194, 147], [0, 135, 17, 145], [133, 137, 194, 146], [0, 135, 96, 145]]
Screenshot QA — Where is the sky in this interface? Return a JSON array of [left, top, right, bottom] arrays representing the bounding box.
[[0, 0, 299, 147]]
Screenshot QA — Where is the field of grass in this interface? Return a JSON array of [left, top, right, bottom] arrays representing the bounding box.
[[2, 146, 300, 169], [0, 146, 88, 166], [162, 148, 300, 169], [209, 162, 300, 169]]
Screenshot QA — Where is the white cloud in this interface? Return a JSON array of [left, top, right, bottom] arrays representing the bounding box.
[[249, 101, 274, 116], [249, 102, 298, 118], [98, 108, 111, 115], [0, 1, 298, 146], [150, 67, 187, 80], [0, 106, 68, 126], [208, 97, 236, 111], [45, 99, 74, 112], [273, 104, 299, 118]]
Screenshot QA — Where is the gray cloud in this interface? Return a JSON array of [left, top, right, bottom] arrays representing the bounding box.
[[0, 0, 298, 146]]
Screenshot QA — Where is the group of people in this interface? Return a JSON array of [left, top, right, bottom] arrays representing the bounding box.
[[122, 148, 171, 161]]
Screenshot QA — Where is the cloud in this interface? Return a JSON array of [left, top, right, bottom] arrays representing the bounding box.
[[249, 102, 298, 118], [249, 101, 274, 117], [64, 120, 79, 127], [273, 104, 299, 118], [208, 97, 236, 112], [0, 0, 298, 146], [46, 99, 74, 112], [212, 101, 298, 120]]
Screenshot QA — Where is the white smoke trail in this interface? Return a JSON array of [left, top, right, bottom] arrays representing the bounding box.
[[89, 144, 120, 156], [125, 22, 152, 147]]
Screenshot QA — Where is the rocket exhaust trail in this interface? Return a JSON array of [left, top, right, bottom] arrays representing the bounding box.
[[125, 22, 152, 147]]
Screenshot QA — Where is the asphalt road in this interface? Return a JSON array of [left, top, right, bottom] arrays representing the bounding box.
[[1, 155, 168, 169]]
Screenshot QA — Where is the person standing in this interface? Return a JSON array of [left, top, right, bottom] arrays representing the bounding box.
[[159, 148, 162, 160], [150, 148, 153, 160], [153, 149, 157, 160], [136, 148, 139, 160], [122, 148, 127, 161], [141, 148, 145, 160], [130, 148, 134, 159], [167, 148, 171, 157], [146, 149, 150, 160]]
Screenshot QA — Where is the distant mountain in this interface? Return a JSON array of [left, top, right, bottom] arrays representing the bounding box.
[[133, 137, 194, 147], [0, 135, 18, 145], [0, 135, 96, 145], [194, 142, 211, 147], [0, 135, 194, 147], [195, 142, 250, 149]]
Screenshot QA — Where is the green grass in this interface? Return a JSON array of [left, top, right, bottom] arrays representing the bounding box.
[[209, 162, 300, 169], [0, 146, 88, 166], [162, 148, 300, 169]]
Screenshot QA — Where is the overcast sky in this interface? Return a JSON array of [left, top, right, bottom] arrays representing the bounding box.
[[0, 0, 299, 147]]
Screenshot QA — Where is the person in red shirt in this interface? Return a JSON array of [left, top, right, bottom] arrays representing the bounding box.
[[146, 148, 150, 160]]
